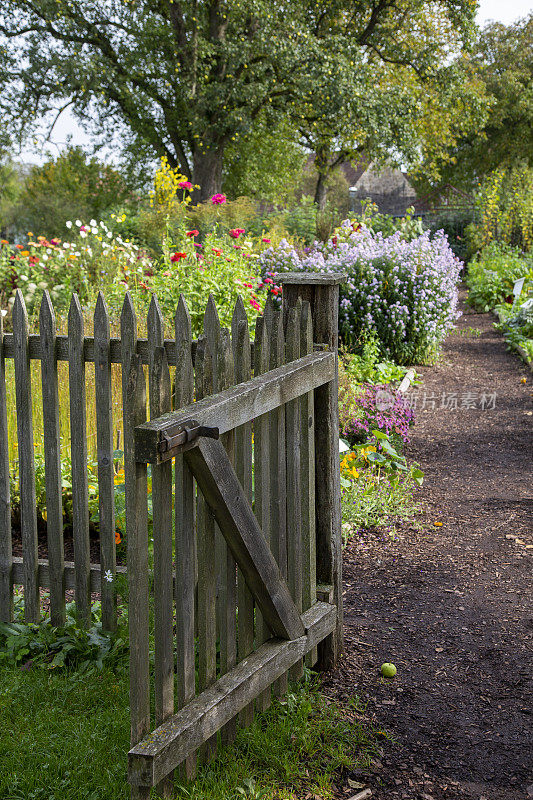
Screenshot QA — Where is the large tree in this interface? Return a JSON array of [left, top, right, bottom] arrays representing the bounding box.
[[1, 0, 479, 202], [431, 13, 533, 190]]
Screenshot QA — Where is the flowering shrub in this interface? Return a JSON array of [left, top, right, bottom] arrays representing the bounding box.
[[339, 366, 414, 447], [260, 222, 462, 364]]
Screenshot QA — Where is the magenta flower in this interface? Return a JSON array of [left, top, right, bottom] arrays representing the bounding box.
[[211, 193, 227, 205], [229, 228, 245, 238], [179, 181, 193, 190]]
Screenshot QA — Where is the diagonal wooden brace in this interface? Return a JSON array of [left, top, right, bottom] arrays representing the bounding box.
[[184, 437, 304, 642]]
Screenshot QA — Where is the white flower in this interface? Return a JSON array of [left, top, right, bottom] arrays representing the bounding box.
[[75, 219, 82, 227], [42, 254, 48, 262], [74, 251, 81, 257], [90, 219, 97, 227], [63, 242, 70, 249], [38, 282, 48, 289], [91, 227, 98, 235], [27, 282, 37, 293], [1, 310, 7, 317], [104, 570, 113, 583], [79, 230, 87, 239], [65, 220, 73, 229], [106, 231, 112, 238], [19, 274, 28, 281]]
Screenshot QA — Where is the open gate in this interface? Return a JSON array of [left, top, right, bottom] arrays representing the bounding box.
[[126, 272, 346, 797]]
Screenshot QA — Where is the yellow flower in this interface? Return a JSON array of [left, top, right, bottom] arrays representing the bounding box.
[[434, 521, 443, 527], [350, 467, 359, 479], [20, 250, 30, 257], [27, 232, 33, 237]]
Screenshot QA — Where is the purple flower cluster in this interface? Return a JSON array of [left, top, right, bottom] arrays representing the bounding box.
[[260, 224, 463, 364], [339, 383, 414, 444]]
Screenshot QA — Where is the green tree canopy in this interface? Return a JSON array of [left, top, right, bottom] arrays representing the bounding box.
[[1, 0, 480, 202], [432, 13, 533, 190], [15, 146, 131, 237]]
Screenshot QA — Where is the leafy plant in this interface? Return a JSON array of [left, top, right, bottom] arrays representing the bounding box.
[[466, 241, 533, 312]]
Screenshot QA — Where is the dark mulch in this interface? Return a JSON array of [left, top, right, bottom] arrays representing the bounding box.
[[325, 290, 533, 800]]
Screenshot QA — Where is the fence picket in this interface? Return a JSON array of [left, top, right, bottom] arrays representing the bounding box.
[[0, 314, 12, 622], [148, 296, 174, 797], [40, 292, 65, 627], [253, 313, 271, 712], [231, 298, 254, 728], [285, 305, 303, 680], [94, 292, 116, 632], [217, 327, 237, 745], [121, 295, 150, 800], [195, 334, 217, 762], [174, 295, 197, 780], [68, 294, 91, 625], [13, 290, 39, 622], [269, 308, 289, 696], [300, 302, 317, 667]]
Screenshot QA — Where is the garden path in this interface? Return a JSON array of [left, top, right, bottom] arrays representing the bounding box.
[[324, 289, 533, 800]]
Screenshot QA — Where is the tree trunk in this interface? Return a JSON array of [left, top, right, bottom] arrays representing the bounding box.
[[314, 173, 328, 210], [192, 148, 225, 203]]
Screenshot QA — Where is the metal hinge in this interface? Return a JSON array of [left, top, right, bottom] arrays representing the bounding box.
[[158, 419, 219, 454]]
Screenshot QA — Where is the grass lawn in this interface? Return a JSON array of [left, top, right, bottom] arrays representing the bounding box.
[[0, 663, 381, 800]]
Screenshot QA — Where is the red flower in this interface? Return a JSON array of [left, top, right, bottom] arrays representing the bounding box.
[[212, 247, 222, 256], [186, 230, 199, 237], [179, 181, 193, 190], [170, 252, 187, 262], [229, 228, 245, 239]]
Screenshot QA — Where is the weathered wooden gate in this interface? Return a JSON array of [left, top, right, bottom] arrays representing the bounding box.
[[127, 273, 345, 797]]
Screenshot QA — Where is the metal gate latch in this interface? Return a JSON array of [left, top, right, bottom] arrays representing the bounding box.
[[158, 419, 219, 454]]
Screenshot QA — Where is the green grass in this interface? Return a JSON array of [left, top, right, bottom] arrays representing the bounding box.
[[341, 473, 422, 544], [0, 664, 380, 800]]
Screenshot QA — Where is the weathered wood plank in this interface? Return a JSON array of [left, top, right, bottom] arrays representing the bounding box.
[[216, 327, 237, 745], [68, 294, 91, 625], [184, 437, 304, 643], [13, 291, 39, 622], [194, 335, 217, 763], [12, 557, 127, 592], [147, 296, 174, 798], [0, 314, 12, 622], [94, 292, 116, 632], [121, 295, 150, 800], [231, 299, 254, 728], [268, 308, 289, 696], [135, 350, 335, 464], [253, 314, 271, 712], [174, 295, 197, 781], [285, 306, 303, 680], [40, 292, 65, 627], [300, 301, 317, 667], [281, 273, 345, 669], [128, 602, 337, 787]]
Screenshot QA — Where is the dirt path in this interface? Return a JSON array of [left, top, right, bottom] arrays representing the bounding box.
[[325, 290, 533, 800]]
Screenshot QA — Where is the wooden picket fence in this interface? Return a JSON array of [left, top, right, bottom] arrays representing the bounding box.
[[0, 272, 345, 798]]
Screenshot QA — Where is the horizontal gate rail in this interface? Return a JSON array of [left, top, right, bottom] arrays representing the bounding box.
[[135, 349, 335, 464], [128, 601, 337, 788]]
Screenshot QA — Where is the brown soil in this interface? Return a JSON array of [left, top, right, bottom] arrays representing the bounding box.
[[325, 291, 533, 800]]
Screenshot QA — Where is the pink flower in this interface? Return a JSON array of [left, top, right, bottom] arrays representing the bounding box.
[[229, 228, 245, 239], [179, 181, 193, 190], [264, 277, 273, 285], [261, 238, 271, 243], [211, 193, 227, 205], [80, 226, 87, 232]]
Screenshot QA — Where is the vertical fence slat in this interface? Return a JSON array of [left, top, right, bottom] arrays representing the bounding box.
[[94, 292, 116, 632], [195, 334, 217, 762], [285, 305, 303, 681], [121, 295, 150, 800], [217, 327, 237, 745], [300, 301, 317, 667], [147, 296, 174, 797], [39, 292, 65, 627], [13, 290, 39, 622], [254, 314, 271, 712], [68, 294, 91, 625], [174, 295, 197, 780], [231, 298, 254, 728], [269, 308, 289, 696], [0, 314, 12, 622]]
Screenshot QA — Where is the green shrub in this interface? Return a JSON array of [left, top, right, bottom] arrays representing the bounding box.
[[466, 242, 533, 312]]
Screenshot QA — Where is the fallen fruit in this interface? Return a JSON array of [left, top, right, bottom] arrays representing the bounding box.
[[381, 662, 397, 678]]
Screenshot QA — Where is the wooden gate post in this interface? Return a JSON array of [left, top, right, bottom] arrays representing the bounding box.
[[280, 272, 346, 670]]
